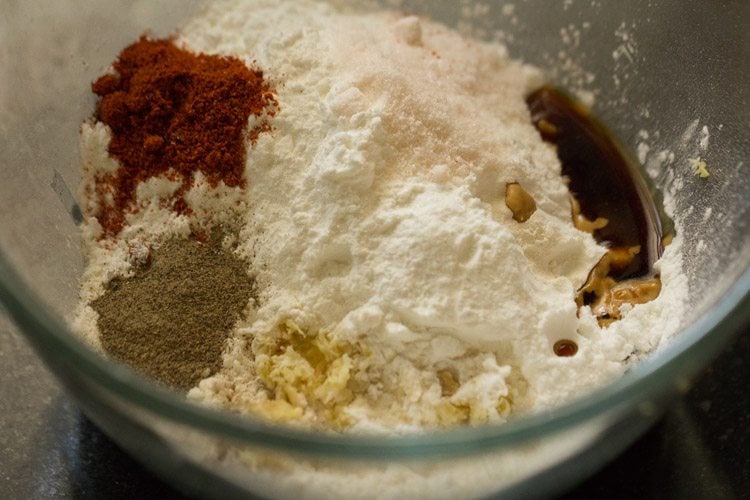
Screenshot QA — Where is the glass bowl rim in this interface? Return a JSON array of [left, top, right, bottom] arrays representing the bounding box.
[[0, 248, 748, 459]]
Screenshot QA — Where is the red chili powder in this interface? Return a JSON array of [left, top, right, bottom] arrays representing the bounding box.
[[90, 36, 277, 237]]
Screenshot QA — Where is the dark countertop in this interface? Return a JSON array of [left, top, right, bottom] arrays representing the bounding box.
[[1, 311, 747, 499]]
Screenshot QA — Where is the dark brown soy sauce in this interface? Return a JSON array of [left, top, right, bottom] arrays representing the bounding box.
[[526, 86, 666, 280]]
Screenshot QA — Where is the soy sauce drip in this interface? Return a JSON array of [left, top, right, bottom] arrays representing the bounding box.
[[526, 87, 664, 280]]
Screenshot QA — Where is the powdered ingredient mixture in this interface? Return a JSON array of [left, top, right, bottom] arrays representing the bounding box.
[[93, 234, 255, 390], [74, 0, 687, 432]]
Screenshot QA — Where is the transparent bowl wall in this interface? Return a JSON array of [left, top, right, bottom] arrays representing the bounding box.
[[0, 1, 748, 499]]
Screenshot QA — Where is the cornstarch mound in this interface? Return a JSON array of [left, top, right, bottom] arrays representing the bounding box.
[[73, 0, 687, 432]]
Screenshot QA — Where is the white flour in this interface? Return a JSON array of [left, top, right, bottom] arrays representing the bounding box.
[[75, 0, 687, 432]]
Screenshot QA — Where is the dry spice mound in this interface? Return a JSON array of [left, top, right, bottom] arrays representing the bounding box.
[[93, 235, 255, 390], [91, 37, 277, 237]]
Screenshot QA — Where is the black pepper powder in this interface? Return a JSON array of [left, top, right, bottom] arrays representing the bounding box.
[[93, 234, 255, 390]]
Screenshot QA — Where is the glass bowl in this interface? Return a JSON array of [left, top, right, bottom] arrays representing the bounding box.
[[0, 1, 747, 498]]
